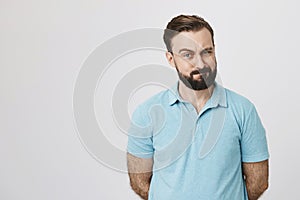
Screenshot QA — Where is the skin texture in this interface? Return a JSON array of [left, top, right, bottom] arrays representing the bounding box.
[[127, 153, 153, 200], [243, 159, 269, 200]]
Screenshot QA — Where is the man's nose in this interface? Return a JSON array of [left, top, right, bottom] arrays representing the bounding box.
[[193, 54, 205, 68]]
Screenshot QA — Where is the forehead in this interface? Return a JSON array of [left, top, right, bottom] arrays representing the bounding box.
[[171, 28, 213, 52]]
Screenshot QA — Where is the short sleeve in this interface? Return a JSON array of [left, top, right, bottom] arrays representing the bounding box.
[[127, 104, 154, 158], [241, 105, 269, 162]]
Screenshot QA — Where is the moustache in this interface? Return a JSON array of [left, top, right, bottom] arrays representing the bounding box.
[[190, 67, 211, 76]]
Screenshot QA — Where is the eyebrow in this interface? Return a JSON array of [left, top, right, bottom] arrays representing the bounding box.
[[178, 47, 214, 54], [178, 48, 194, 53], [203, 47, 214, 51], [202, 47, 214, 52]]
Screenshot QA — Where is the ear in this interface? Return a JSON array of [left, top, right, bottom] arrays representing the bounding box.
[[165, 51, 176, 68]]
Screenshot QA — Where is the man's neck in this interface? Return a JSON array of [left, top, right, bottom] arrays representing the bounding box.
[[178, 81, 215, 113]]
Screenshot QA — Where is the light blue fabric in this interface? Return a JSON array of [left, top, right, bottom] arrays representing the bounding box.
[[127, 82, 269, 200]]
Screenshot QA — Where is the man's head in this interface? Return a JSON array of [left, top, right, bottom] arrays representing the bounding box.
[[163, 15, 217, 90]]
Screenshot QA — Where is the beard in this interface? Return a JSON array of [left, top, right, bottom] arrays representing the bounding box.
[[175, 62, 217, 91]]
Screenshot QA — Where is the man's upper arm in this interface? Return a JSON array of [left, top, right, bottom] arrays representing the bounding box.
[[241, 104, 269, 163], [127, 104, 154, 158]]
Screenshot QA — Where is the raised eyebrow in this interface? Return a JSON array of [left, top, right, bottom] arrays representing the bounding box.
[[201, 47, 214, 52], [178, 48, 195, 54]]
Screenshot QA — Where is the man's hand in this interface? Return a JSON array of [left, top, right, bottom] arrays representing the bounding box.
[[127, 153, 153, 200], [243, 159, 269, 200]]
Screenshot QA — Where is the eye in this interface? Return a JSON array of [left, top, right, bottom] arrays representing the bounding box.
[[182, 52, 193, 59], [183, 53, 191, 58], [201, 49, 213, 56]]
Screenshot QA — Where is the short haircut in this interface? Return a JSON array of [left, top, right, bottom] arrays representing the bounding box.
[[163, 15, 215, 52]]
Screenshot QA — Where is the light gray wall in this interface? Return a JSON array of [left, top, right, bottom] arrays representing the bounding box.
[[1, 0, 299, 199]]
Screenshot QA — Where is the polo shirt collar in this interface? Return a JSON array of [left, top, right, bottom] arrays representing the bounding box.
[[168, 81, 227, 108], [168, 82, 181, 105]]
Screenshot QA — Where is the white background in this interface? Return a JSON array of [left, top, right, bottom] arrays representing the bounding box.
[[1, 0, 300, 199]]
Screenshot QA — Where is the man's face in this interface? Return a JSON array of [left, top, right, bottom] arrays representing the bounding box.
[[166, 28, 217, 90]]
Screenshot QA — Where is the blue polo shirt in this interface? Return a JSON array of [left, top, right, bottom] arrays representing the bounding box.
[[127, 82, 269, 200]]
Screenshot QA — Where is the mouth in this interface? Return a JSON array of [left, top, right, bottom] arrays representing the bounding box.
[[191, 68, 210, 76], [192, 72, 208, 80], [193, 73, 202, 79]]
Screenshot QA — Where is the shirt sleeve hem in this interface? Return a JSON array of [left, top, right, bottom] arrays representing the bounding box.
[[242, 152, 269, 163], [127, 149, 154, 158]]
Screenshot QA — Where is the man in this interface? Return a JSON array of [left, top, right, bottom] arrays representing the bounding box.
[[127, 14, 269, 200]]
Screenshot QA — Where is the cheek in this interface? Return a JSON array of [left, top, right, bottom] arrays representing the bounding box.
[[176, 59, 194, 71], [179, 65, 193, 76], [206, 57, 217, 68]]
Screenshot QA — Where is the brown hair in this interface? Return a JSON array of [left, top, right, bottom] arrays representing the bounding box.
[[163, 15, 215, 52]]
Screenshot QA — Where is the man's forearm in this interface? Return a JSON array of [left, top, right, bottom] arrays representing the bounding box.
[[127, 153, 153, 200], [243, 160, 269, 200], [129, 172, 152, 200], [245, 180, 268, 200]]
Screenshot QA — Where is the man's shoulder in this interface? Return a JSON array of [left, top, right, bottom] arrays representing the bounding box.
[[224, 87, 255, 110], [134, 88, 170, 111], [222, 87, 260, 126]]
